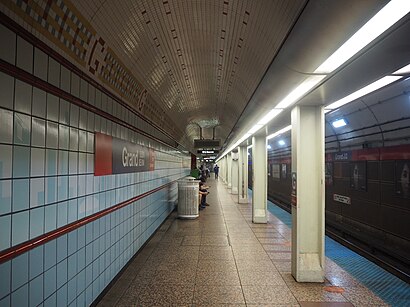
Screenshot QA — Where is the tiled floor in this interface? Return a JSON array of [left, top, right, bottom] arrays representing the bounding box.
[[97, 179, 387, 306]]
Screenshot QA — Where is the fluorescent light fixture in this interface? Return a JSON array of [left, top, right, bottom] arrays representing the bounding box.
[[248, 124, 264, 135], [278, 140, 286, 146], [257, 109, 283, 126], [267, 144, 272, 150], [326, 75, 401, 110], [332, 118, 347, 128], [393, 63, 410, 75], [267, 125, 292, 140], [315, 0, 410, 74], [276, 75, 326, 109]]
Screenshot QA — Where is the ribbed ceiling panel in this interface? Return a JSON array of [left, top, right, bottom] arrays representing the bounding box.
[[71, 0, 307, 144]]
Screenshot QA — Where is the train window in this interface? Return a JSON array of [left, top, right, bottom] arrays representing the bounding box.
[[395, 160, 410, 199], [272, 164, 280, 179], [325, 162, 333, 186], [350, 161, 367, 191], [281, 164, 287, 179]]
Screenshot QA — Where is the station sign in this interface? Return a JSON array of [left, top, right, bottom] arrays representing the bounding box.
[[94, 132, 155, 176], [197, 149, 219, 154], [333, 194, 351, 205]]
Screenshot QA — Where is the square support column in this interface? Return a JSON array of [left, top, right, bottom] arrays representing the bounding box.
[[238, 145, 249, 203], [222, 156, 227, 183], [227, 153, 232, 189], [252, 133, 267, 223], [231, 151, 239, 194], [291, 105, 325, 282]]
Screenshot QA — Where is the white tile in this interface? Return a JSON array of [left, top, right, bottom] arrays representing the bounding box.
[[0, 24, 16, 64], [32, 87, 46, 118], [79, 130, 87, 152], [31, 147, 45, 176], [13, 145, 30, 178], [59, 99, 70, 124], [45, 176, 57, 205], [61, 66, 71, 92], [46, 121, 59, 149], [13, 178, 29, 212], [14, 80, 32, 115], [80, 78, 88, 101], [47, 93, 59, 121], [44, 204, 57, 232], [69, 152, 78, 174], [79, 108, 87, 130], [70, 104, 79, 127], [30, 177, 45, 208], [29, 274, 44, 307], [68, 176, 78, 199], [44, 266, 57, 299], [29, 246, 44, 279], [69, 127, 79, 151], [58, 150, 69, 175], [30, 206, 44, 238], [11, 283, 28, 307], [59, 124, 69, 149], [0, 108, 13, 143], [16, 36, 33, 73], [46, 149, 58, 176], [0, 180, 11, 215], [14, 112, 31, 145], [0, 215, 11, 250], [34, 47, 48, 81], [48, 57, 60, 87], [57, 201, 68, 227], [12, 211, 29, 245], [0, 72, 14, 109], [0, 144, 12, 179], [71, 73, 80, 97], [58, 176, 68, 201], [32, 117, 46, 147]]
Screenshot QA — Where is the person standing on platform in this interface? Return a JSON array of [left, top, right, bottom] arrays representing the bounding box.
[[214, 164, 219, 180]]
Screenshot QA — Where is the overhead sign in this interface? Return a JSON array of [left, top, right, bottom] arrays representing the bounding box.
[[333, 194, 351, 205], [334, 152, 352, 161], [95, 133, 155, 176], [197, 149, 219, 154], [194, 139, 220, 148]]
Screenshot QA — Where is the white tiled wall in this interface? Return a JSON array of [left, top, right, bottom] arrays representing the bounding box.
[[0, 23, 190, 306]]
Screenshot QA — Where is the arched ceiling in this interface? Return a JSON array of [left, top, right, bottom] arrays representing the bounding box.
[[16, 0, 407, 154], [71, 0, 307, 146]]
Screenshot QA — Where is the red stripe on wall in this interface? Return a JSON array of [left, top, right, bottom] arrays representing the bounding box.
[[351, 148, 380, 161], [95, 133, 113, 176], [380, 144, 410, 160], [0, 180, 178, 264]]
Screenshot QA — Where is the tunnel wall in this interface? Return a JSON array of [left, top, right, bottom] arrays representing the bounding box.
[[0, 22, 190, 306]]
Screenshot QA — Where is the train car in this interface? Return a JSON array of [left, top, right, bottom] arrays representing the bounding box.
[[249, 144, 410, 281]]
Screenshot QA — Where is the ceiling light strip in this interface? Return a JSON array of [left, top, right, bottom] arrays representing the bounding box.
[[325, 75, 401, 110], [315, 0, 410, 74]]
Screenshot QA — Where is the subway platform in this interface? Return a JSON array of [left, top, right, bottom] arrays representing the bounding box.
[[97, 178, 392, 306]]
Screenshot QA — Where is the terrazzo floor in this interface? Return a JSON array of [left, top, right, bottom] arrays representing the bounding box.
[[97, 178, 387, 306]]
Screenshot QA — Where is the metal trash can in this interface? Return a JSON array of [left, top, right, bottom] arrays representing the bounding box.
[[177, 177, 199, 219]]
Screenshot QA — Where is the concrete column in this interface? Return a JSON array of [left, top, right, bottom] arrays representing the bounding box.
[[291, 105, 325, 282], [238, 145, 249, 203], [223, 156, 228, 184], [252, 132, 267, 223], [231, 150, 239, 194], [227, 153, 232, 189], [220, 156, 226, 183]]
